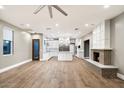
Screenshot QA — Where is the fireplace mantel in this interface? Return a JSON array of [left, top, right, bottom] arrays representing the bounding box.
[[91, 48, 112, 51]]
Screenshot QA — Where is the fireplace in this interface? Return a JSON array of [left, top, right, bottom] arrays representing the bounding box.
[[91, 49, 112, 65], [93, 52, 99, 62]]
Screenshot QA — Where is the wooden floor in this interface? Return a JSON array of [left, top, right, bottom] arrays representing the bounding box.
[[0, 57, 124, 88]]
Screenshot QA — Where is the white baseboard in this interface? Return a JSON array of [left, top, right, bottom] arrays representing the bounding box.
[[0, 59, 32, 74], [40, 59, 46, 61], [117, 73, 124, 80], [40, 58, 50, 61], [40, 57, 52, 61]]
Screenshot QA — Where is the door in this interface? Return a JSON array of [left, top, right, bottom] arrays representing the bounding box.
[[32, 39, 40, 60], [84, 40, 90, 58]]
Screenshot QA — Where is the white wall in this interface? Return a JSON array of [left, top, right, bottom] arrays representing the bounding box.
[[76, 38, 83, 58], [111, 12, 124, 75], [92, 20, 110, 49], [0, 20, 32, 69], [3, 26, 13, 41]]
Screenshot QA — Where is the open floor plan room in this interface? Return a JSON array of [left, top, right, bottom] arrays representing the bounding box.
[[0, 57, 124, 88], [0, 5, 124, 88]]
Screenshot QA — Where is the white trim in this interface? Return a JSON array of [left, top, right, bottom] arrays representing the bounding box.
[[40, 57, 52, 61], [40, 59, 46, 61], [3, 54, 13, 56], [40, 56, 54, 61], [117, 73, 124, 80], [0, 59, 32, 74]]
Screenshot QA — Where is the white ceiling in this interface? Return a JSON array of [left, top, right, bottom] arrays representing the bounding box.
[[0, 5, 124, 38]]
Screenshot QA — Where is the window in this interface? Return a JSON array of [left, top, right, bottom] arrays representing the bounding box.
[[3, 40, 12, 55], [3, 27, 13, 55]]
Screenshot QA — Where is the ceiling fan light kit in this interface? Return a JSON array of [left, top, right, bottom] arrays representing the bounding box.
[[33, 5, 68, 18]]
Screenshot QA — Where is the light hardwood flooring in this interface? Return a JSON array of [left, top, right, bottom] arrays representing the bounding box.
[[0, 57, 124, 88]]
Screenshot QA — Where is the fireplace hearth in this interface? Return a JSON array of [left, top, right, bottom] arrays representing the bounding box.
[[84, 48, 118, 78]]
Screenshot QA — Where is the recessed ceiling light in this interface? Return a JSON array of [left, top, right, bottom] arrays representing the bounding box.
[[85, 24, 89, 27], [26, 24, 30, 27], [31, 32, 35, 33], [55, 24, 59, 27], [104, 5, 110, 9], [0, 5, 4, 9]]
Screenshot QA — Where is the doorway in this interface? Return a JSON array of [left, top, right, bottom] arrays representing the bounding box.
[[32, 39, 40, 60], [84, 40, 90, 58]]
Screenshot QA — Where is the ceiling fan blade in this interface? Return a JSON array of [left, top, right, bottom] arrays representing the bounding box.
[[33, 5, 45, 14], [48, 6, 53, 18], [52, 5, 68, 16]]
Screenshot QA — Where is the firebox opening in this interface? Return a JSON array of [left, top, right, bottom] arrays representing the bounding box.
[[93, 52, 100, 62]]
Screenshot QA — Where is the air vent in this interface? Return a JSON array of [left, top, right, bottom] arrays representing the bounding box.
[[74, 28, 79, 30], [46, 27, 52, 30]]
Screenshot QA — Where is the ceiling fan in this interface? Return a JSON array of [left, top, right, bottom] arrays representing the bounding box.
[[33, 5, 68, 18]]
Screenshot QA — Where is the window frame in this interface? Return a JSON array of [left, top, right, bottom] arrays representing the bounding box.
[[3, 26, 14, 56]]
